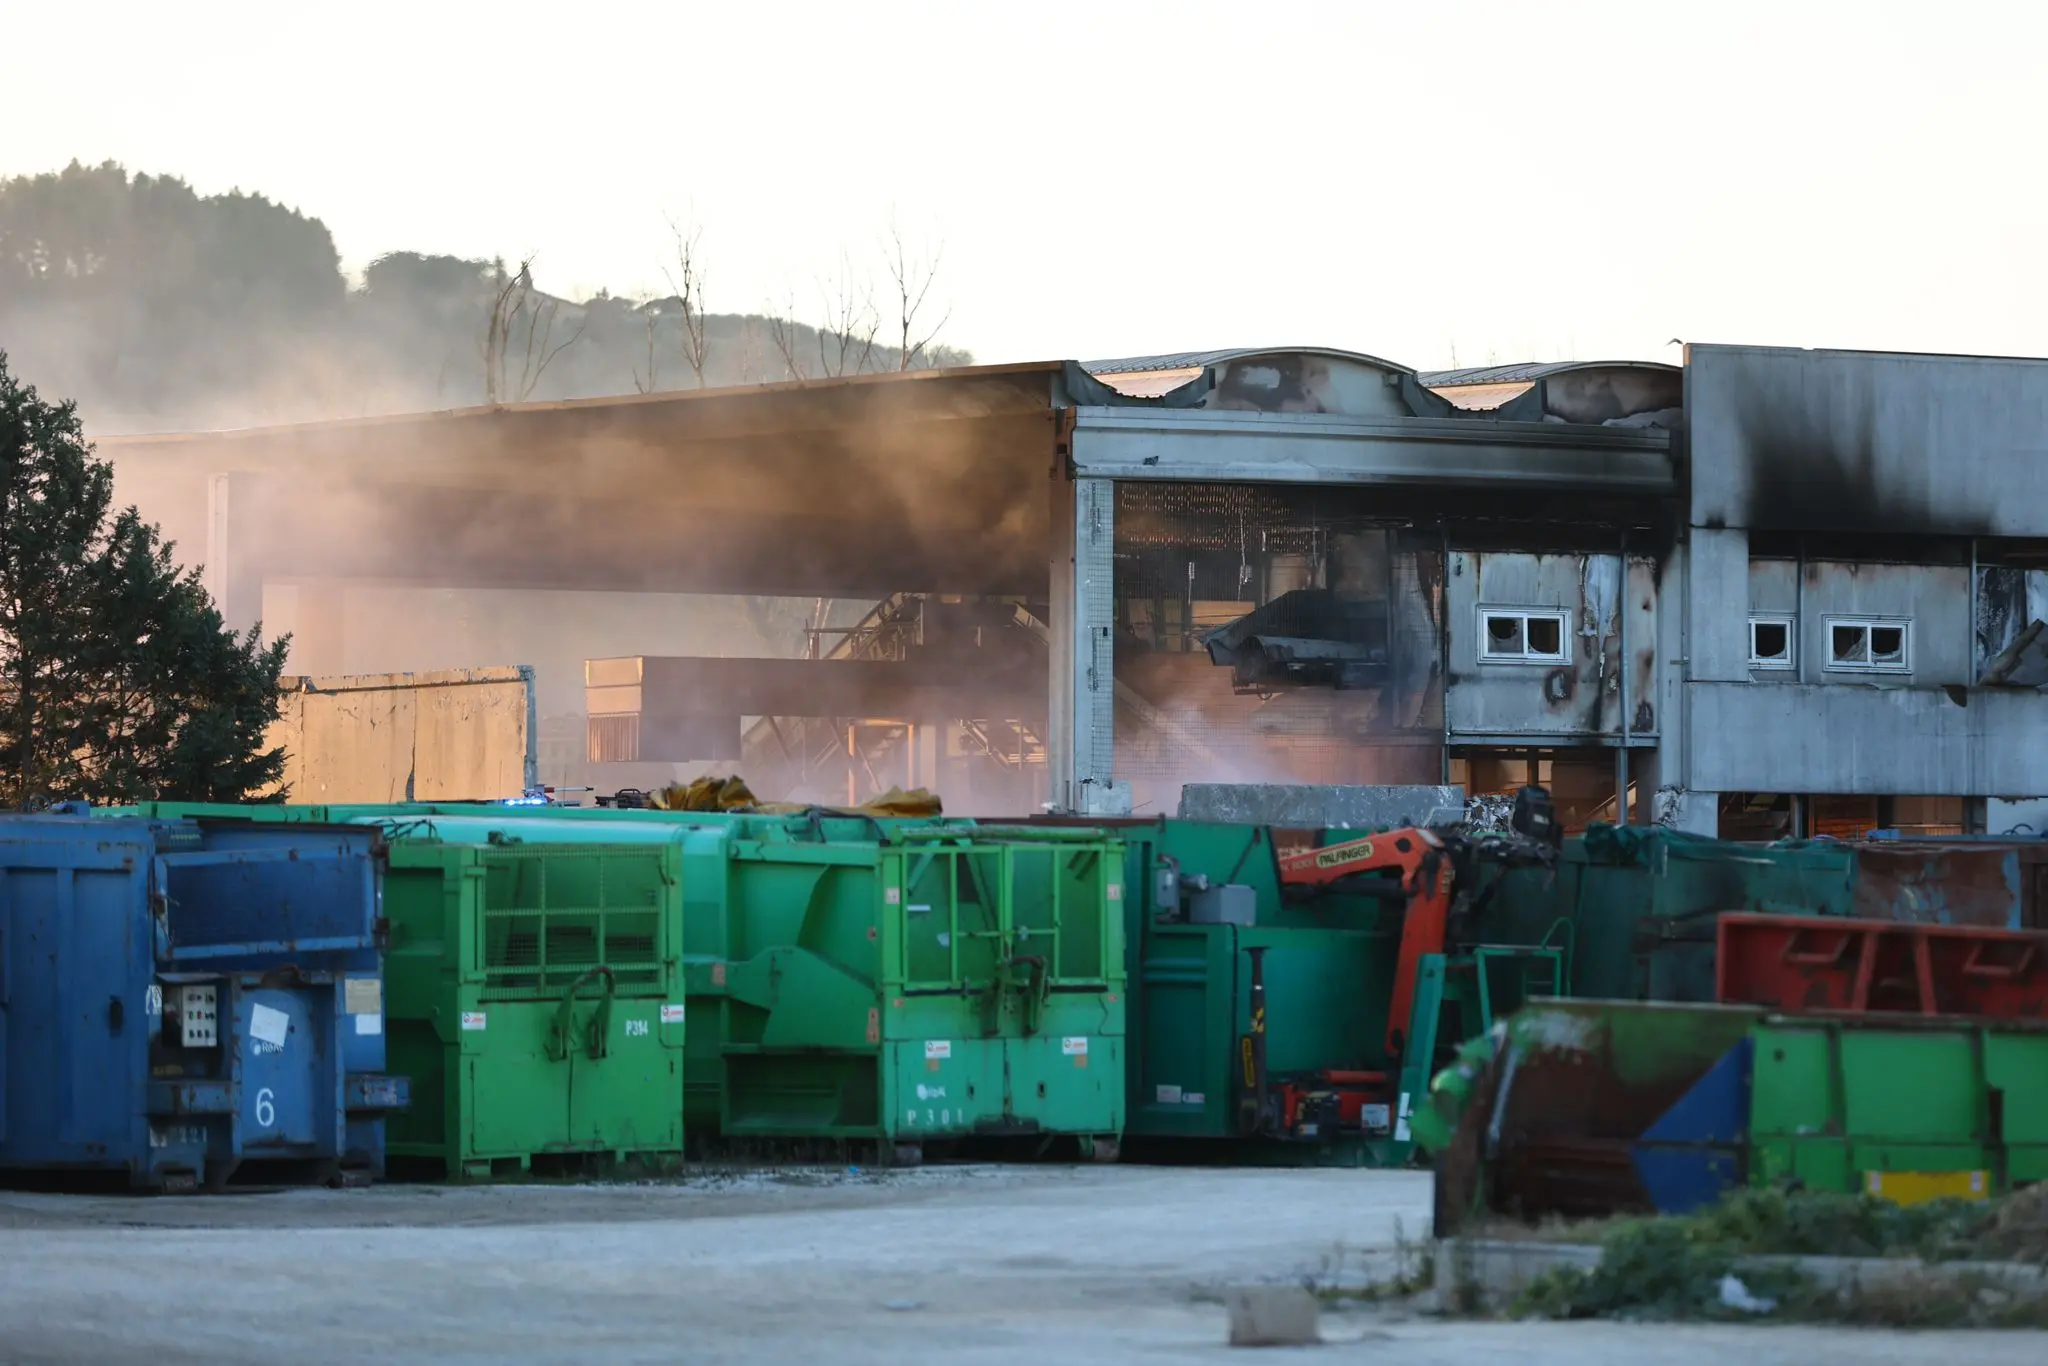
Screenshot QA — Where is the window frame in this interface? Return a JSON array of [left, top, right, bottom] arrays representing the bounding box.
[[1821, 614, 1913, 675], [1747, 613, 1797, 670], [1476, 606, 1573, 666]]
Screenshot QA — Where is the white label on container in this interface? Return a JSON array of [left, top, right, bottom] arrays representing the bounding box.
[[145, 984, 163, 1017], [885, 887, 901, 905], [355, 1014, 383, 1037], [249, 1003, 290, 1048], [1107, 883, 1122, 902], [1361, 1103, 1391, 1130], [1394, 1091, 1412, 1142], [1061, 1037, 1088, 1057], [660, 1004, 686, 1025], [344, 978, 382, 1015], [460, 1011, 487, 1032], [924, 1040, 951, 1060], [1156, 1084, 1182, 1104], [1185, 1092, 1205, 1105]]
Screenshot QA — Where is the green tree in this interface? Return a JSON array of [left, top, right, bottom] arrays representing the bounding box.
[[0, 351, 290, 806]]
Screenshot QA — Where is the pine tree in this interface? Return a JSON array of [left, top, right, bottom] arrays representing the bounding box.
[[0, 351, 289, 806]]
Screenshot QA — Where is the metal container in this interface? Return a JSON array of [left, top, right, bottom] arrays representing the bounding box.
[[1849, 839, 2048, 929], [1420, 998, 2048, 1229], [1717, 913, 2048, 1018], [358, 822, 688, 1177], [353, 813, 1126, 1162], [1747, 1015, 2048, 1195], [1479, 826, 1858, 1002], [0, 815, 405, 1190]]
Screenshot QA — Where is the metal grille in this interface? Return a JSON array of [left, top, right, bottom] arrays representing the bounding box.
[[1112, 481, 1446, 816], [478, 848, 666, 998]]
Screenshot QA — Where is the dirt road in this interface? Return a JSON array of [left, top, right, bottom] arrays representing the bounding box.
[[0, 1166, 2037, 1364]]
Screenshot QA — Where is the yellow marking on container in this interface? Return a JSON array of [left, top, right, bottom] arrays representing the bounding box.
[[1863, 1169, 1989, 1206]]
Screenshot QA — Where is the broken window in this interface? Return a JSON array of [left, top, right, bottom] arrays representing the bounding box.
[[1824, 616, 1912, 673], [1748, 615, 1794, 669], [1478, 608, 1570, 664]]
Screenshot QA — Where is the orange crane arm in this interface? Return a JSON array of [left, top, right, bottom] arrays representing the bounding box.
[[1275, 827, 1453, 1059]]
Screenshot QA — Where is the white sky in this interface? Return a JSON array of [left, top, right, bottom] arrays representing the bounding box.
[[6, 0, 2047, 371]]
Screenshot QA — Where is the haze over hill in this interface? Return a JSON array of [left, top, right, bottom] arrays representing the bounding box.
[[0, 161, 971, 435]]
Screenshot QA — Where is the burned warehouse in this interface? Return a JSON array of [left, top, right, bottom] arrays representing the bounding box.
[[94, 341, 2048, 838]]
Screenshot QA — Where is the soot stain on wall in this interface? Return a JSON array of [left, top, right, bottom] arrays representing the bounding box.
[[1734, 390, 1996, 537]]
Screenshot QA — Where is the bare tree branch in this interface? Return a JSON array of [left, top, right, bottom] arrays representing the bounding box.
[[481, 255, 586, 403], [885, 217, 952, 372], [632, 302, 660, 394], [816, 249, 879, 377], [767, 291, 809, 382], [662, 214, 711, 386]]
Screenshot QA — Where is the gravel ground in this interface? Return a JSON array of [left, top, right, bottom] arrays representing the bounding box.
[[0, 1166, 2041, 1365]]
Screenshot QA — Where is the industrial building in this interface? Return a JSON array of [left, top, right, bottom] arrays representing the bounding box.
[[96, 341, 2048, 838]]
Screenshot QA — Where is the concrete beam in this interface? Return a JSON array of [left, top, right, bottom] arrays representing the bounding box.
[[1070, 407, 1675, 493], [587, 656, 1048, 725], [208, 471, 1049, 600]]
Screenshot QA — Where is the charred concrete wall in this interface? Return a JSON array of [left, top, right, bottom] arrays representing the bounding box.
[[1664, 345, 2048, 826], [1744, 559, 1973, 686], [1444, 551, 1658, 741], [1687, 344, 2048, 538], [1687, 681, 2048, 796]]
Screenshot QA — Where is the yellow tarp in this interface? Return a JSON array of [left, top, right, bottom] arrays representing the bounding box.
[[647, 775, 942, 819]]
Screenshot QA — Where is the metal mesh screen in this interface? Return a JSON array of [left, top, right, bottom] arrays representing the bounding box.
[[1112, 481, 1446, 816], [478, 848, 666, 998]]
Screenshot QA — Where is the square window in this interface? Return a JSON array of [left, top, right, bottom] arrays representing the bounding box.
[[1749, 616, 1793, 668], [1478, 608, 1570, 664], [1823, 616, 1911, 674]]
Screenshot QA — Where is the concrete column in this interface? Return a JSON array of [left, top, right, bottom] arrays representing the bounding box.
[[1046, 476, 1076, 805], [1665, 788, 1721, 836], [205, 472, 264, 641], [1045, 474, 1121, 814]]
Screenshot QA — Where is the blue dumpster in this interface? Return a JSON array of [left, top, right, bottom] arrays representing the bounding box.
[[0, 814, 407, 1190], [150, 819, 405, 1178]]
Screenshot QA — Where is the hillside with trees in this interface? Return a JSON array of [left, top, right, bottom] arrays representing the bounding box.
[[0, 161, 971, 433]]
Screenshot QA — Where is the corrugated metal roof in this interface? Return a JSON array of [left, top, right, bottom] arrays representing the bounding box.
[[1419, 360, 1678, 388]]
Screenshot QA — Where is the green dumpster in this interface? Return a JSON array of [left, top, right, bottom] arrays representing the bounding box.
[[363, 814, 1127, 1160], [372, 831, 688, 1177]]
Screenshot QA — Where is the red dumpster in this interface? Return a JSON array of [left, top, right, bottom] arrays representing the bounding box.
[[1716, 913, 2048, 1019]]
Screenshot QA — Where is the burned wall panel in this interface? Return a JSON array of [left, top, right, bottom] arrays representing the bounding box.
[[1689, 681, 2048, 796], [1688, 344, 2048, 537], [1443, 551, 1658, 740]]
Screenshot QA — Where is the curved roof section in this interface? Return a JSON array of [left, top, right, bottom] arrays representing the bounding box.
[[1419, 359, 1679, 388], [1084, 345, 1417, 378]]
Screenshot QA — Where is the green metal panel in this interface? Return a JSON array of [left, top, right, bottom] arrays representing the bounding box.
[[1747, 1017, 2048, 1196], [1118, 820, 1405, 1149], [379, 839, 686, 1175], [491, 821, 1132, 1147]]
